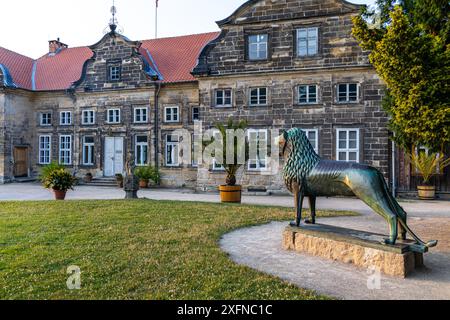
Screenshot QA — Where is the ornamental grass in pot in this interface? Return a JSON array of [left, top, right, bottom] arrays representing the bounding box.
[[409, 151, 450, 200], [206, 118, 249, 203], [40, 163, 76, 200], [134, 165, 160, 189]]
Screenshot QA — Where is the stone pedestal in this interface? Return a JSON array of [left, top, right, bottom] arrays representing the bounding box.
[[124, 175, 139, 199], [283, 224, 425, 278]]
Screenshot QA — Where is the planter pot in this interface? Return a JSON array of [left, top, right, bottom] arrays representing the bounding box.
[[219, 185, 242, 203], [116, 176, 124, 188], [139, 179, 149, 188], [417, 185, 435, 200], [84, 175, 93, 183], [53, 189, 67, 201]]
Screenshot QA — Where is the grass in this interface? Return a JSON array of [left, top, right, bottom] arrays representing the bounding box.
[[0, 199, 357, 300]]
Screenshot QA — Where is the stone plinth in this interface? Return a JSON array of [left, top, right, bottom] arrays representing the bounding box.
[[283, 224, 425, 278]]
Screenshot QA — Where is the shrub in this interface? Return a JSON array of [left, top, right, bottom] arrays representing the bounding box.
[[409, 152, 450, 185]]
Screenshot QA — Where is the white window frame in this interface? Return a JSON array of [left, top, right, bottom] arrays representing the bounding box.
[[164, 106, 179, 123], [135, 135, 149, 166], [248, 34, 268, 61], [302, 129, 319, 154], [107, 109, 121, 124], [336, 129, 360, 163], [59, 135, 72, 165], [40, 113, 52, 126], [82, 136, 95, 166], [298, 85, 318, 104], [134, 107, 148, 124], [39, 135, 51, 165], [60, 111, 72, 126], [337, 83, 359, 103], [247, 129, 268, 172], [214, 89, 233, 107], [165, 134, 179, 167], [82, 110, 95, 125], [210, 130, 225, 171], [249, 87, 268, 106], [297, 27, 319, 57]]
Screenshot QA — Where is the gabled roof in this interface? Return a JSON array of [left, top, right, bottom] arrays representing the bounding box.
[[0, 32, 220, 91]]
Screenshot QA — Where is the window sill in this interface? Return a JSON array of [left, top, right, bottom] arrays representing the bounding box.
[[213, 105, 233, 109], [294, 103, 322, 108]]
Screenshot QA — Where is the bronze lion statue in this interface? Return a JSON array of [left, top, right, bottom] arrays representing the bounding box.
[[278, 128, 437, 250]]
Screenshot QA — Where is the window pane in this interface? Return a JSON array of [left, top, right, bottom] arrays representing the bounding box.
[[338, 152, 347, 161], [137, 136, 147, 143], [349, 152, 357, 162]]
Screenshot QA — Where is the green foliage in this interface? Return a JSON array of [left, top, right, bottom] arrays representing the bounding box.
[[41, 166, 76, 192], [39, 162, 65, 181], [0, 199, 357, 299], [352, 2, 450, 152], [409, 152, 450, 184], [204, 118, 249, 186], [134, 165, 161, 184]]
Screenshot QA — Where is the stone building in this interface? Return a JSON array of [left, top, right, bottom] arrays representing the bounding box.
[[1, 0, 448, 197]]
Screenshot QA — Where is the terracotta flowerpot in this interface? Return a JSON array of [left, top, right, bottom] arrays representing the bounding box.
[[53, 189, 67, 201], [219, 185, 242, 203], [84, 175, 93, 183], [417, 185, 435, 200], [139, 179, 149, 188]]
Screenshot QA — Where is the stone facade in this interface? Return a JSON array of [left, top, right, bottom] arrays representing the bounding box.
[[1, 0, 422, 195]]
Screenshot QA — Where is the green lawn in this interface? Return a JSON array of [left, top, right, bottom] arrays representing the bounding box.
[[0, 199, 356, 300]]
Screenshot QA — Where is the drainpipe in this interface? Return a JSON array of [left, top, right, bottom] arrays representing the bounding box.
[[154, 82, 161, 170]]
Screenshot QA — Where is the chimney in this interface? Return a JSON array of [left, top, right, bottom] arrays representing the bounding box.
[[48, 38, 68, 54]]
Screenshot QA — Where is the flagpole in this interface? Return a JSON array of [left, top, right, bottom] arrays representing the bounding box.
[[155, 0, 158, 39]]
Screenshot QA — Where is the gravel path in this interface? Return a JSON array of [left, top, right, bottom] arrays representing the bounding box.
[[220, 217, 450, 300]]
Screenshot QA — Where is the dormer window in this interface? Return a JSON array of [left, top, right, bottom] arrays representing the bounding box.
[[109, 65, 121, 81], [297, 27, 318, 57], [248, 34, 268, 61]]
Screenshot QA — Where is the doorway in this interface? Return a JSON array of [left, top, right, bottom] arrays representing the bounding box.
[[104, 137, 124, 177], [13, 147, 28, 177]]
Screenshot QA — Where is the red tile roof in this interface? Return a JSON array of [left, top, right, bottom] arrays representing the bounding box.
[[34, 47, 93, 91], [0, 32, 220, 91], [0, 47, 34, 89], [141, 32, 220, 83]]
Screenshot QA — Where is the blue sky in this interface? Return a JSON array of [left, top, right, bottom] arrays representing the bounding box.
[[0, 0, 375, 58]]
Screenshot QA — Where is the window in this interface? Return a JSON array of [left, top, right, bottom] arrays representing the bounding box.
[[302, 129, 319, 154], [192, 133, 201, 167], [60, 111, 72, 125], [82, 110, 95, 125], [82, 136, 95, 165], [337, 83, 359, 103], [210, 130, 225, 171], [192, 107, 200, 122], [249, 88, 268, 106], [40, 113, 52, 126], [135, 136, 148, 166], [215, 89, 232, 107], [336, 129, 359, 163], [248, 129, 268, 171], [165, 106, 179, 123], [107, 109, 121, 124], [165, 134, 179, 166], [109, 65, 121, 81], [248, 34, 268, 60], [134, 107, 148, 123], [39, 135, 51, 164], [298, 85, 318, 104], [297, 27, 319, 57], [59, 135, 72, 165]]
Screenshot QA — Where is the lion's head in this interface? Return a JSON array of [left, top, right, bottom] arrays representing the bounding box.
[[278, 128, 321, 191]]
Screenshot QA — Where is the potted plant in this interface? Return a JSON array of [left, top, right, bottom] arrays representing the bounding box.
[[409, 151, 450, 200], [205, 118, 249, 203], [84, 172, 93, 183], [135, 165, 161, 188], [41, 164, 76, 200], [115, 174, 124, 188]]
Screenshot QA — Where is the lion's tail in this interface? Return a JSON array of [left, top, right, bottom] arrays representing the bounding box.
[[382, 176, 438, 248]]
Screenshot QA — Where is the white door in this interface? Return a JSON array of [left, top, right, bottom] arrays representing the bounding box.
[[104, 137, 124, 177]]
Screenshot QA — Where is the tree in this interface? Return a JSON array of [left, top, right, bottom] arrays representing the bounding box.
[[352, 0, 450, 152]]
